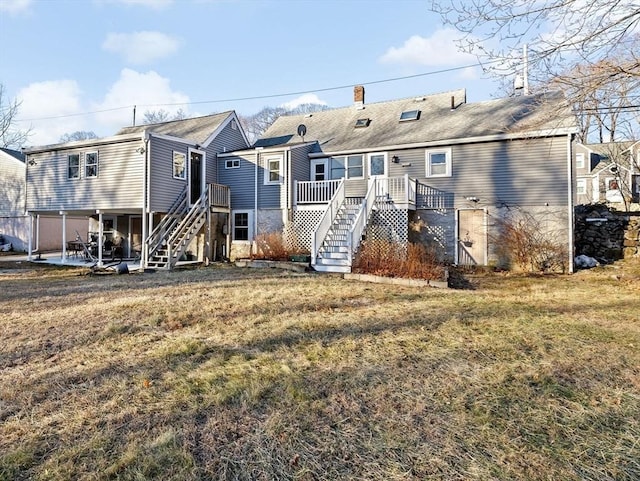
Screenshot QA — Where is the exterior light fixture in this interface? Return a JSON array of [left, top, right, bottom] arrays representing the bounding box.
[[466, 196, 479, 203], [392, 155, 399, 163]]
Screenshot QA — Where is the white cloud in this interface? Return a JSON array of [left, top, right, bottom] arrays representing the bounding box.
[[17, 80, 86, 145], [92, 68, 190, 132], [0, 0, 31, 14], [280, 93, 328, 110], [379, 28, 477, 67], [102, 31, 181, 65]]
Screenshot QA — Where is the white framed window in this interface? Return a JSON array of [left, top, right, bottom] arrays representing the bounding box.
[[425, 148, 452, 177], [173, 151, 186, 179], [606, 177, 619, 191], [68, 154, 80, 179], [576, 178, 587, 195], [576, 152, 585, 169], [264, 155, 283, 184], [85, 152, 98, 178], [330, 155, 364, 180], [232, 210, 252, 241], [225, 158, 240, 169]]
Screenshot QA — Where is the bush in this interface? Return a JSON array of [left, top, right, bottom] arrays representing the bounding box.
[[352, 240, 446, 280], [253, 232, 308, 261]]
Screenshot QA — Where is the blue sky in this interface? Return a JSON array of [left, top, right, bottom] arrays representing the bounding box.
[[0, 0, 503, 146]]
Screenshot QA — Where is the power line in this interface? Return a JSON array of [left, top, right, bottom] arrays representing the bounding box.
[[15, 62, 496, 123]]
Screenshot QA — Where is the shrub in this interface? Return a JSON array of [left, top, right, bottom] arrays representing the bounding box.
[[253, 231, 308, 261], [352, 240, 446, 280]]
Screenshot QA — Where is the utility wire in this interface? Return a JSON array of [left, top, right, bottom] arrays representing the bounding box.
[[15, 62, 497, 122]]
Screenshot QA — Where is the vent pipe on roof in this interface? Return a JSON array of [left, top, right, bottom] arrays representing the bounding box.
[[451, 96, 455, 110], [354, 85, 365, 109]]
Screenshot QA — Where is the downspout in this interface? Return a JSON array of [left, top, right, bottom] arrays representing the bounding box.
[[254, 151, 259, 249], [142, 133, 150, 267], [287, 149, 293, 222], [567, 133, 575, 273]]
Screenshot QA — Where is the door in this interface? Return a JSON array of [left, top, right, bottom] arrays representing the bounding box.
[[368, 153, 388, 198], [130, 216, 142, 259], [457, 209, 486, 266], [190, 150, 205, 205]]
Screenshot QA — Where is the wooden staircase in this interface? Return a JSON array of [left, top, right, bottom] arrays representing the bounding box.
[[146, 187, 208, 269]]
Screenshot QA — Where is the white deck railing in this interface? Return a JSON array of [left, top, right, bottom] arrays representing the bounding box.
[[348, 179, 377, 264], [374, 174, 416, 204], [209, 183, 230, 208], [311, 179, 345, 264], [296, 179, 342, 204]]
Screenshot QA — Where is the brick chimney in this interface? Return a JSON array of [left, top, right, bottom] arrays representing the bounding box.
[[354, 85, 365, 109]]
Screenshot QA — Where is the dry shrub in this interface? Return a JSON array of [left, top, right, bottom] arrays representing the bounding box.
[[253, 232, 308, 261], [352, 240, 445, 280], [494, 210, 569, 273]]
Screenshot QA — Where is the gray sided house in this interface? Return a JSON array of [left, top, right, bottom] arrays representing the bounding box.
[[575, 141, 640, 208], [24, 112, 249, 268], [223, 87, 577, 272], [1, 147, 86, 252]]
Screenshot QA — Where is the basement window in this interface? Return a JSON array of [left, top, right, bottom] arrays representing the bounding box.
[[399, 110, 420, 122], [355, 118, 370, 128]]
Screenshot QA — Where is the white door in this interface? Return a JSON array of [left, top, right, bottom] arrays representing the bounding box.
[[368, 153, 388, 197], [457, 209, 486, 266]]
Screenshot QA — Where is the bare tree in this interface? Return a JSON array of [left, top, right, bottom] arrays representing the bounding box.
[[59, 131, 99, 143], [240, 103, 329, 144], [0, 84, 32, 148], [142, 108, 188, 125]]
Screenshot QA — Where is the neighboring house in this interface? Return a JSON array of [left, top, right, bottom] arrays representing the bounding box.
[[574, 142, 640, 208], [221, 86, 578, 272], [24, 112, 249, 267], [0, 147, 85, 252]]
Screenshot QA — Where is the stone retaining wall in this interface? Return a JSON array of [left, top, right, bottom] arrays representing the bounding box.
[[574, 204, 640, 261]]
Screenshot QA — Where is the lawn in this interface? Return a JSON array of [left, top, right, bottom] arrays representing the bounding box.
[[0, 260, 639, 480]]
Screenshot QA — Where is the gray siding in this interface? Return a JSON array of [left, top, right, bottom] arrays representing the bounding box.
[[148, 137, 190, 213], [26, 138, 144, 212], [1, 155, 25, 216], [218, 153, 256, 210], [258, 151, 284, 209], [207, 119, 250, 184], [393, 136, 569, 208]]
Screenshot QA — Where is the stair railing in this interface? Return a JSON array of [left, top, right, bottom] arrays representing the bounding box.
[[348, 178, 378, 264], [166, 187, 210, 268], [311, 178, 345, 265], [146, 186, 188, 260]]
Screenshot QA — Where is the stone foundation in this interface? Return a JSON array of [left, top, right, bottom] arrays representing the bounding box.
[[575, 204, 640, 261]]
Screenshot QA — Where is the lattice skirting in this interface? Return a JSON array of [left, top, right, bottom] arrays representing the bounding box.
[[288, 209, 325, 251], [367, 208, 409, 244]]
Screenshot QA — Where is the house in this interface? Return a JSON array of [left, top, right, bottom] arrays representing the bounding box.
[[220, 86, 578, 272], [1, 147, 86, 252], [575, 142, 640, 209], [23, 111, 249, 267]]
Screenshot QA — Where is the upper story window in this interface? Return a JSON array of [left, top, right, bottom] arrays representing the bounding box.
[[330, 155, 364, 180], [400, 110, 421, 122], [68, 154, 80, 179], [85, 152, 98, 178], [173, 151, 186, 179], [425, 148, 452, 177], [225, 158, 240, 169], [265, 155, 283, 184], [576, 152, 585, 169]]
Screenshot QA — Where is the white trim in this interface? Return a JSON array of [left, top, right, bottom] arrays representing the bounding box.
[[188, 148, 206, 206], [172, 150, 187, 179], [200, 111, 250, 148], [84, 151, 99, 178], [425, 147, 452, 177], [67, 153, 80, 179], [367, 152, 388, 178], [23, 133, 144, 154], [330, 154, 365, 180], [576, 178, 587, 195], [225, 158, 240, 169], [218, 142, 315, 158], [232, 209, 253, 242], [575, 152, 585, 169], [264, 154, 284, 185], [311, 158, 328, 181]]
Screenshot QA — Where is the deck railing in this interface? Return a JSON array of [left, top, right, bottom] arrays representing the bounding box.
[[374, 174, 416, 204], [295, 179, 342, 204], [209, 183, 231, 208], [348, 179, 377, 264], [311, 179, 345, 265]]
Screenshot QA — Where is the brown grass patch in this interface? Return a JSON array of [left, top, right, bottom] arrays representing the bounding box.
[[0, 258, 639, 480]]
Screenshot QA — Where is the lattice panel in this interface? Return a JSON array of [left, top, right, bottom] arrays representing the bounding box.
[[287, 209, 325, 251], [367, 208, 409, 244]]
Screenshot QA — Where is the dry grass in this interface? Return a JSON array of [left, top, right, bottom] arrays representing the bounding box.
[[353, 240, 446, 280], [1, 259, 639, 480]]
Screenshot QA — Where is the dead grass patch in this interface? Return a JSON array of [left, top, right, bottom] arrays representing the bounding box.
[[0, 259, 639, 480]]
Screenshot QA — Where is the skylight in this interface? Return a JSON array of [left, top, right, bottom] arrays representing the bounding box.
[[355, 118, 371, 128], [399, 110, 421, 122]]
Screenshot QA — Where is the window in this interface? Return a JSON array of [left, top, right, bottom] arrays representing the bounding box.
[[576, 179, 587, 195], [173, 151, 186, 179], [330, 155, 364, 180], [368, 153, 387, 177], [399, 110, 420, 122], [576, 152, 585, 169], [225, 158, 240, 169], [425, 148, 452, 177], [233, 211, 251, 241], [85, 152, 98, 178], [607, 178, 619, 190], [311, 159, 328, 181], [68, 154, 80, 179], [265, 155, 283, 184]]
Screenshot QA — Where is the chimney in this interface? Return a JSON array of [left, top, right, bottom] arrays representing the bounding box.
[[354, 85, 365, 109]]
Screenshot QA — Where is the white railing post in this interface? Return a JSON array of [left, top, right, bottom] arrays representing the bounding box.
[[294, 180, 298, 206]]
